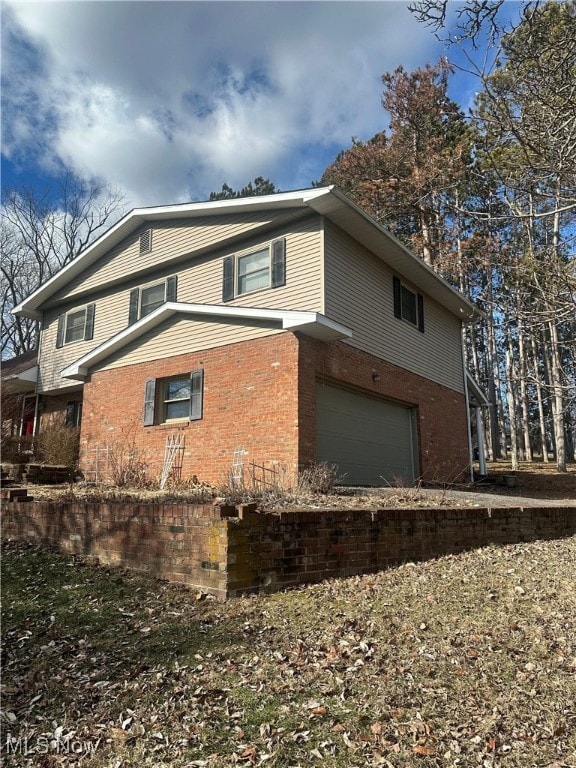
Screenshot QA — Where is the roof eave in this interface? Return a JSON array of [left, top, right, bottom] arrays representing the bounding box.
[[61, 303, 352, 380]]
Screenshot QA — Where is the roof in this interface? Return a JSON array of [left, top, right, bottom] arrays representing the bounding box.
[[12, 186, 480, 322], [1, 349, 38, 393], [61, 304, 352, 380]]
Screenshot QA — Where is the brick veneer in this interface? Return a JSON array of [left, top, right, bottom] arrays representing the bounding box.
[[297, 336, 469, 483], [2, 501, 574, 599], [80, 333, 301, 485], [54, 331, 469, 485]]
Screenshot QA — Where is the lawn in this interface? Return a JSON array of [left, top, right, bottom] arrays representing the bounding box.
[[1, 536, 575, 767]]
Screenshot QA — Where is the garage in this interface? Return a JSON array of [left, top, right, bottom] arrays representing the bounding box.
[[315, 383, 417, 485]]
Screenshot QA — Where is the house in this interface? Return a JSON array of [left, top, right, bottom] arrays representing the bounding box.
[[11, 186, 482, 486]]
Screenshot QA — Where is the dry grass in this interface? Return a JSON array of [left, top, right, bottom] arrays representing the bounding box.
[[2, 536, 575, 767]]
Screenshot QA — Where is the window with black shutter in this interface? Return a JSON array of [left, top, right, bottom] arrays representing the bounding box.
[[129, 276, 177, 325], [143, 370, 204, 426], [56, 303, 96, 347], [222, 238, 286, 299], [392, 276, 424, 332]]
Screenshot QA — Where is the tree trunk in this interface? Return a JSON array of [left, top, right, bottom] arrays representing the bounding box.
[[505, 337, 519, 470]]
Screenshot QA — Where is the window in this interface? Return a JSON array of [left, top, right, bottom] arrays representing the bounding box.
[[143, 369, 204, 426], [223, 238, 285, 301], [56, 304, 95, 348], [140, 282, 166, 317], [238, 248, 269, 294], [163, 378, 192, 421], [129, 276, 177, 324], [65, 400, 83, 428], [393, 276, 424, 332]]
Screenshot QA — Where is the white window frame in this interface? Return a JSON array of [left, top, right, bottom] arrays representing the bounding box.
[[236, 246, 272, 296], [139, 280, 167, 318], [161, 376, 192, 422], [64, 307, 88, 344]]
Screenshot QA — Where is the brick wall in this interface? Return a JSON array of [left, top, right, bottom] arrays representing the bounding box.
[[39, 392, 83, 429], [226, 506, 576, 596], [48, 331, 470, 486], [2, 502, 574, 599], [80, 333, 301, 485], [1, 501, 231, 598], [298, 336, 469, 482]]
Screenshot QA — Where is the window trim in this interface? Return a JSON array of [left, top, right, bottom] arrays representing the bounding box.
[[393, 276, 424, 333], [143, 369, 204, 427], [223, 238, 285, 301], [56, 303, 95, 348], [129, 275, 177, 324]]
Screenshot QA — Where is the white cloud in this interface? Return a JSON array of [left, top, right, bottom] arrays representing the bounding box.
[[2, 1, 444, 205]]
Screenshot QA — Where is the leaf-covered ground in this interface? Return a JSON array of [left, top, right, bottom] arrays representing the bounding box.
[[2, 537, 575, 767]]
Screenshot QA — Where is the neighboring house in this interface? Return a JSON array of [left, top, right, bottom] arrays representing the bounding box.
[[1, 349, 39, 441], [11, 186, 482, 486]]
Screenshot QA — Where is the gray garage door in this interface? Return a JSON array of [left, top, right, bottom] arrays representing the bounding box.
[[316, 383, 417, 486]]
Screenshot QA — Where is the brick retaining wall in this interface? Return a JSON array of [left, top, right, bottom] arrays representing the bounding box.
[[2, 502, 574, 598]]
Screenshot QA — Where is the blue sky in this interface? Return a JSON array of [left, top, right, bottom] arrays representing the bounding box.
[[1, 1, 514, 208]]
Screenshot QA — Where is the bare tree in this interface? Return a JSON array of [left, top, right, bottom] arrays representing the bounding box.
[[1, 170, 126, 358]]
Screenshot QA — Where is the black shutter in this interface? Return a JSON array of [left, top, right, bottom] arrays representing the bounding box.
[[143, 378, 156, 426], [393, 276, 402, 319], [166, 275, 178, 303], [129, 288, 140, 325], [271, 238, 286, 288], [222, 256, 235, 302], [56, 314, 65, 348], [189, 369, 204, 421], [84, 303, 95, 340], [417, 293, 424, 333]]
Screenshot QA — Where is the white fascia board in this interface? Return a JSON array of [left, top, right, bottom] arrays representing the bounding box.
[[61, 302, 351, 380], [306, 187, 482, 322], [13, 188, 334, 319]]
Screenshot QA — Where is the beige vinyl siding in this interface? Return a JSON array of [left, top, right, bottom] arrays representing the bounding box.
[[38, 293, 129, 393], [37, 214, 323, 390], [51, 209, 310, 303], [100, 317, 282, 371], [178, 214, 323, 311], [324, 221, 465, 393]]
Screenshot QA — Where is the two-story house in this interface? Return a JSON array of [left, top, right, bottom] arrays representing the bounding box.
[[12, 186, 481, 486]]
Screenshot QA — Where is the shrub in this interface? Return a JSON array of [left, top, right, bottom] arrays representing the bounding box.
[[37, 425, 80, 467], [297, 462, 342, 495]]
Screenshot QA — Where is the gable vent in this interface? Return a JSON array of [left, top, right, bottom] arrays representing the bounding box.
[[139, 229, 152, 254]]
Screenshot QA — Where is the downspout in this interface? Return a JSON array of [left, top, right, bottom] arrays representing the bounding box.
[[461, 331, 474, 483], [475, 406, 487, 476], [32, 394, 41, 446]]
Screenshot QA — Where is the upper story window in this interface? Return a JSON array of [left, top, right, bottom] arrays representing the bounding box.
[[129, 275, 177, 324], [393, 276, 424, 333], [222, 238, 286, 301], [56, 304, 95, 348]]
